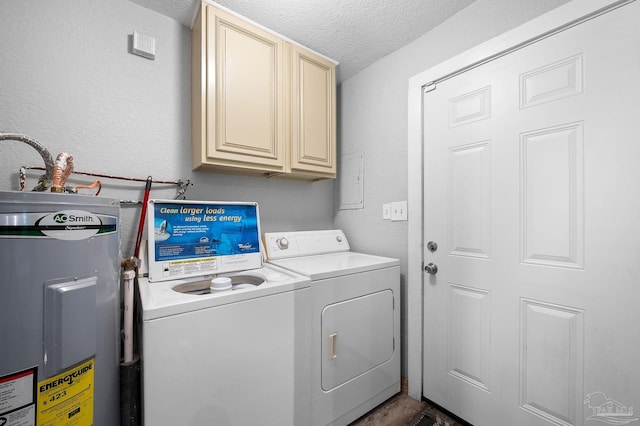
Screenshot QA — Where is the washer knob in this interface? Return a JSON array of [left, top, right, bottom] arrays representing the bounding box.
[[277, 237, 289, 250], [336, 235, 343, 243]]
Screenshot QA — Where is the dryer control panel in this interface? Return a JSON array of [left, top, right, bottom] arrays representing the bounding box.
[[264, 229, 350, 259]]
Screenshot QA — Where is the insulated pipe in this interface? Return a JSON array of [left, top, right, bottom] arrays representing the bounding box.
[[51, 152, 74, 192], [0, 132, 54, 191]]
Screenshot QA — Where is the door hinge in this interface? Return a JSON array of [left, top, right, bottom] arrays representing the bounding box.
[[424, 82, 436, 93]]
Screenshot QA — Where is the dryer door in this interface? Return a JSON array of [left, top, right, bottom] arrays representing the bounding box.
[[321, 289, 394, 390]]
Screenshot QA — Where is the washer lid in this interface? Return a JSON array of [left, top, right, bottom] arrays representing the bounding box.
[[138, 263, 310, 320], [268, 251, 399, 281]]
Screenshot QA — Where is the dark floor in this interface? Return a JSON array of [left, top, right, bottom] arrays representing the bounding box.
[[349, 393, 468, 426]]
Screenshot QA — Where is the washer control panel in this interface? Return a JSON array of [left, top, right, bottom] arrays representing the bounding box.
[[263, 229, 350, 259]]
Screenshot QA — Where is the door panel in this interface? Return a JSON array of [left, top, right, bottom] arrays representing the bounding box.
[[520, 122, 584, 269], [520, 299, 584, 425], [449, 141, 491, 259], [422, 2, 640, 425]]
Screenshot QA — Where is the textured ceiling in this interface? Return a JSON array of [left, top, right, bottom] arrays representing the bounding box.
[[130, 0, 475, 83]]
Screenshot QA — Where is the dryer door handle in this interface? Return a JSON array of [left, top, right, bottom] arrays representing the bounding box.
[[329, 333, 338, 360]]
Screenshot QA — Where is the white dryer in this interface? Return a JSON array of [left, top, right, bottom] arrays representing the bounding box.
[[138, 200, 311, 426], [264, 229, 401, 426]]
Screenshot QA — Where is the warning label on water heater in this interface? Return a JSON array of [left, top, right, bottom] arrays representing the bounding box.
[[36, 359, 94, 426], [0, 366, 37, 426]]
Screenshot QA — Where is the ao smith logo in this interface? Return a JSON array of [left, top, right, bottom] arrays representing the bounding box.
[[53, 213, 96, 224], [39, 363, 93, 392], [36, 210, 106, 241]]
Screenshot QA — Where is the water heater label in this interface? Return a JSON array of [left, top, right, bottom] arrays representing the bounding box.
[[36, 358, 94, 426], [0, 211, 117, 241], [0, 367, 37, 426]]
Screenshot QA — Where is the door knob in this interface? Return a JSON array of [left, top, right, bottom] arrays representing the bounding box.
[[424, 262, 438, 274]]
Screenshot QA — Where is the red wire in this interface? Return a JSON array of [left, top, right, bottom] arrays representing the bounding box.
[[23, 165, 181, 185]]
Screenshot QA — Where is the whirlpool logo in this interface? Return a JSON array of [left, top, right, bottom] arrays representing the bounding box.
[[237, 242, 255, 251]]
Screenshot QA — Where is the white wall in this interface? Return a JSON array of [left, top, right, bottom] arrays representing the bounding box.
[[2, 0, 573, 386], [0, 0, 333, 258], [335, 0, 571, 378]]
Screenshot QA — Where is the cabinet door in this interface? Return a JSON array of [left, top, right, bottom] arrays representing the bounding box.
[[199, 5, 286, 173], [290, 45, 336, 178]]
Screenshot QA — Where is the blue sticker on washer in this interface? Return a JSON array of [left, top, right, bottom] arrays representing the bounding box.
[[151, 202, 260, 262]]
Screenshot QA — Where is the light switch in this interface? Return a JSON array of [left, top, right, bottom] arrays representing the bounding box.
[[382, 204, 391, 220], [391, 201, 408, 221]]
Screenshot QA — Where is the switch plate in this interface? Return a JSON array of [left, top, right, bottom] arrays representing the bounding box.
[[382, 204, 391, 220], [391, 201, 408, 221]]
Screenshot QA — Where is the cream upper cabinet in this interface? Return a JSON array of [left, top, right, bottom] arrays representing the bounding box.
[[289, 45, 336, 179], [192, 3, 336, 180], [192, 4, 286, 175]]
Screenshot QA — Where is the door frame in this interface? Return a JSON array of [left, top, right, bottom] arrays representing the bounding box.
[[406, 0, 631, 400]]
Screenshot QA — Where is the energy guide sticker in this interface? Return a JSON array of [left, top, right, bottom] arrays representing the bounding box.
[[37, 359, 94, 426], [0, 367, 37, 426]]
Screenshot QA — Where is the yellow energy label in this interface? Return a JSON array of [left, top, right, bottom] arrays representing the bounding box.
[[37, 359, 94, 426]]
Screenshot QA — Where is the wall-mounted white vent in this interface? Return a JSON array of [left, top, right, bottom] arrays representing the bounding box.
[[132, 31, 156, 60]]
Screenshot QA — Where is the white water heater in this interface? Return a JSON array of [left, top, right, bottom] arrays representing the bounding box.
[[0, 191, 120, 426]]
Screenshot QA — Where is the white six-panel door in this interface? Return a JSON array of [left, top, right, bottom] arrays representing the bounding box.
[[422, 2, 640, 425]]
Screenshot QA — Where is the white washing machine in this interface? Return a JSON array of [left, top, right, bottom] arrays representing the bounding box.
[[138, 200, 311, 426], [264, 229, 401, 426]]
